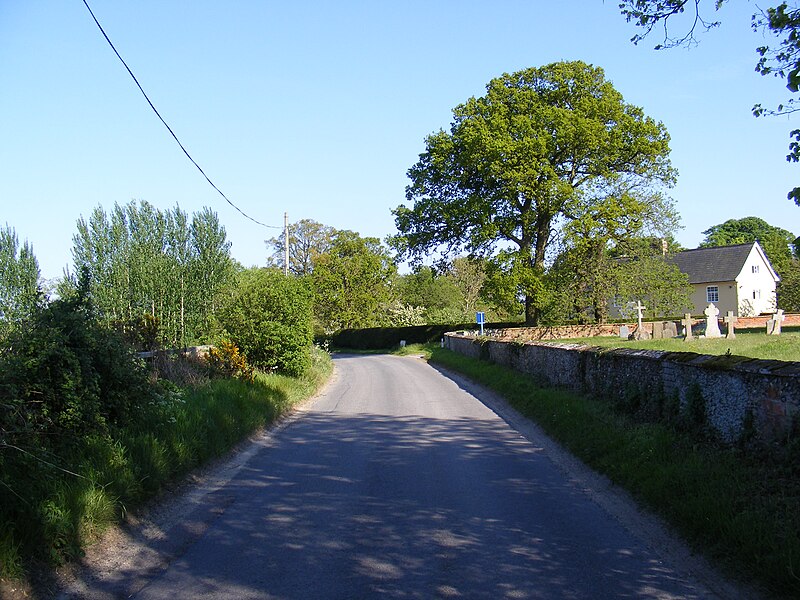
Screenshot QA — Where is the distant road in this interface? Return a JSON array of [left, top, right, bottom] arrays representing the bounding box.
[[68, 354, 723, 599]]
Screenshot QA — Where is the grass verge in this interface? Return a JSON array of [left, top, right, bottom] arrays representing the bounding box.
[[0, 348, 332, 582], [428, 346, 800, 598]]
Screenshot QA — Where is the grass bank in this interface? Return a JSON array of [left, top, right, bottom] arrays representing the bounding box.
[[560, 329, 800, 361], [428, 346, 800, 598], [0, 348, 332, 581]]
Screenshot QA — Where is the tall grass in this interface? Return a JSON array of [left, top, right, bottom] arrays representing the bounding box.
[[0, 349, 331, 580], [429, 347, 800, 597]]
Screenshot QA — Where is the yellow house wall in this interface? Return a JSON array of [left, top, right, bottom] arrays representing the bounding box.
[[689, 281, 737, 316]]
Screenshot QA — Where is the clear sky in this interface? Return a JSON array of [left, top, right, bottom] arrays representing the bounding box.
[[2, 1, 799, 281]]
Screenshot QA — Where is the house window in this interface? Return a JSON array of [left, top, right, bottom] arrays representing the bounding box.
[[707, 286, 719, 303], [752, 265, 760, 274], [753, 289, 761, 300]]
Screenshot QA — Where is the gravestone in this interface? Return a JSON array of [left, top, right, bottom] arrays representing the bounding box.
[[619, 325, 629, 339], [682, 313, 693, 341], [767, 309, 786, 335], [704, 303, 722, 338], [724, 311, 737, 339], [663, 321, 678, 338], [631, 300, 651, 340], [652, 321, 664, 339]]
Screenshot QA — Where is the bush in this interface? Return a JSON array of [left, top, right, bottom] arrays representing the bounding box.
[[0, 287, 159, 570], [329, 321, 521, 350], [219, 268, 314, 376], [207, 340, 255, 382]]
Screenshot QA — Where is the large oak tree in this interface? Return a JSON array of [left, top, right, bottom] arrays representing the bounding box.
[[392, 61, 675, 324]]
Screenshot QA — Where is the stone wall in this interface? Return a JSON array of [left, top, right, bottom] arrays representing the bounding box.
[[444, 333, 800, 444]]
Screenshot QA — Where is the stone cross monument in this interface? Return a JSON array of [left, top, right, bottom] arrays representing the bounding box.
[[724, 311, 737, 339], [682, 313, 693, 341]]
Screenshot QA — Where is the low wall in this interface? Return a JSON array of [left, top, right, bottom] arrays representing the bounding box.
[[444, 333, 799, 444]]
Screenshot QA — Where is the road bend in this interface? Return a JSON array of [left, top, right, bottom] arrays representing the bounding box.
[[78, 354, 723, 599]]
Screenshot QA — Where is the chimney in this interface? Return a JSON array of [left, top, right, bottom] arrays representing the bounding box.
[[661, 238, 668, 256]]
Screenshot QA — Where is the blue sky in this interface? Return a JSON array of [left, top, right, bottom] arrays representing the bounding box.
[[2, 1, 799, 280]]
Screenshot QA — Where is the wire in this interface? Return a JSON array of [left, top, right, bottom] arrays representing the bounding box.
[[80, 0, 281, 229]]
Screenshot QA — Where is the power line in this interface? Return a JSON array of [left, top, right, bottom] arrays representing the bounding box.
[[80, 0, 280, 229]]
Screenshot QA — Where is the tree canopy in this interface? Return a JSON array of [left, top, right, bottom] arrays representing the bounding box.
[[265, 218, 337, 276], [0, 225, 41, 339], [69, 200, 235, 347], [393, 61, 675, 324], [311, 230, 396, 332], [619, 0, 800, 203], [700, 216, 795, 272]]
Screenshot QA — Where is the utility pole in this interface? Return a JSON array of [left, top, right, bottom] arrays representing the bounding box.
[[284, 212, 289, 276]]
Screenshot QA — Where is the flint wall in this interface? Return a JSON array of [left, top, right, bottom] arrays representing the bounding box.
[[444, 332, 799, 444]]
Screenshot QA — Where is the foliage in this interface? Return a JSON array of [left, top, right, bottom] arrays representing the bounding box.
[[311, 230, 396, 332], [265, 218, 337, 275], [388, 258, 493, 326], [386, 301, 427, 326], [0, 225, 41, 341], [393, 61, 675, 324], [777, 259, 800, 310], [0, 284, 158, 568], [219, 268, 314, 376], [0, 339, 331, 578], [450, 256, 488, 315], [329, 321, 521, 350], [619, 0, 800, 203], [700, 216, 795, 272], [207, 340, 255, 383], [616, 253, 693, 317], [68, 200, 235, 349]]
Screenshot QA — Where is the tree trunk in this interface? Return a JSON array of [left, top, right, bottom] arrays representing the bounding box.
[[525, 295, 537, 325]]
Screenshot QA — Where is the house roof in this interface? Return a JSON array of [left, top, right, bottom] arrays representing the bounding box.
[[669, 243, 757, 284]]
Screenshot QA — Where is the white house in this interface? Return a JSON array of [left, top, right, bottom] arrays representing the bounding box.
[[670, 242, 780, 317]]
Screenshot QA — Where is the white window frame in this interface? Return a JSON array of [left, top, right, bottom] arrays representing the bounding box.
[[752, 265, 760, 274], [706, 286, 719, 303]]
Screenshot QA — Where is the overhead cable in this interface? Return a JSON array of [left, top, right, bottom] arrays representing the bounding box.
[[80, 0, 280, 229]]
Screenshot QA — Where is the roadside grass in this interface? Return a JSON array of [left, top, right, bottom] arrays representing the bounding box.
[[0, 348, 332, 581], [428, 346, 800, 598], [559, 329, 800, 362]]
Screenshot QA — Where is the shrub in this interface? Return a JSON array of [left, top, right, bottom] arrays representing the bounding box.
[[208, 340, 255, 382], [219, 268, 313, 376], [0, 287, 159, 570], [329, 321, 521, 350]]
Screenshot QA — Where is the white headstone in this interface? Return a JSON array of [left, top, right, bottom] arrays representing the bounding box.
[[704, 303, 722, 338], [767, 309, 786, 335]]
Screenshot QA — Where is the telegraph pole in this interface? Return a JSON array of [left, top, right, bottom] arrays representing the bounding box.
[[284, 212, 289, 276]]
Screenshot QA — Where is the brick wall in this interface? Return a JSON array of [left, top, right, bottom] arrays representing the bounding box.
[[444, 333, 799, 444]]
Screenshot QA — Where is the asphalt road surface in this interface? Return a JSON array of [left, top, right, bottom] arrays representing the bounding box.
[[67, 354, 726, 599]]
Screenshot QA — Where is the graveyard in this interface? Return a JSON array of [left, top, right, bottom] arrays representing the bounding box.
[[562, 328, 800, 362], [557, 303, 800, 361]]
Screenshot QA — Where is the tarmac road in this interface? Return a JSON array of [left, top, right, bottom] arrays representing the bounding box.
[[66, 354, 727, 599]]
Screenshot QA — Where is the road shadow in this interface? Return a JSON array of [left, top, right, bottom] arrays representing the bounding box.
[[64, 399, 714, 599]]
